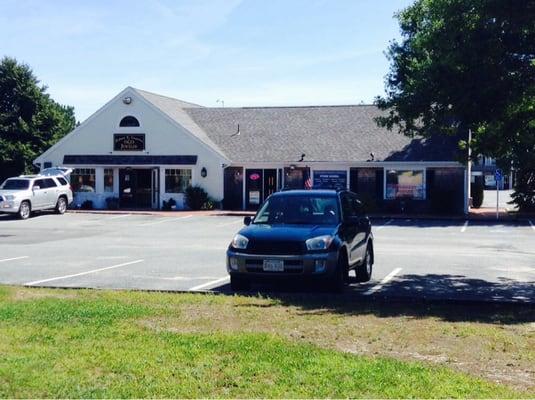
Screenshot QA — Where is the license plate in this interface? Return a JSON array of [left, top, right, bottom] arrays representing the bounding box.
[[263, 259, 284, 272]]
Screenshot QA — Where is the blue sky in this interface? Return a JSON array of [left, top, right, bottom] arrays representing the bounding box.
[[1, 0, 413, 121]]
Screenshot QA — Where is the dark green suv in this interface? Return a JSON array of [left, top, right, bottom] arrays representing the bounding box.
[[226, 189, 374, 292]]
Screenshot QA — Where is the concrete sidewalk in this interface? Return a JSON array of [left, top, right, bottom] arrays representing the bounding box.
[[67, 209, 256, 217]]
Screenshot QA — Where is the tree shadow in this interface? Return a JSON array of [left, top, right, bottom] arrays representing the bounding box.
[[383, 134, 461, 162], [370, 217, 532, 228], [212, 273, 535, 325]]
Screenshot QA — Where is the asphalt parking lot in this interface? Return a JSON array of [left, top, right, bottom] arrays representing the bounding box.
[[0, 212, 533, 303]]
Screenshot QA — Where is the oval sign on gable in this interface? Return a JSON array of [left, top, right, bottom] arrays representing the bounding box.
[[250, 173, 261, 181]]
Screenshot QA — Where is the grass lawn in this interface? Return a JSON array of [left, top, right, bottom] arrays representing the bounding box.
[[0, 285, 533, 398]]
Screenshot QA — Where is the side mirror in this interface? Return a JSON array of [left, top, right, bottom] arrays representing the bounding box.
[[32, 185, 40, 191], [244, 216, 252, 226]]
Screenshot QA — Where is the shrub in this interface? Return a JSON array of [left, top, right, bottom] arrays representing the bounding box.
[[80, 200, 93, 210], [162, 198, 177, 211], [185, 185, 209, 210], [105, 197, 120, 210], [471, 176, 484, 209]]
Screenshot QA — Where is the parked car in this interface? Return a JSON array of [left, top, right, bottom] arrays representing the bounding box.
[[226, 189, 374, 292], [0, 169, 73, 219]]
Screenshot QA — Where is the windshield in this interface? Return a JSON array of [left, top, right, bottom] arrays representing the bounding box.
[[254, 195, 340, 225], [1, 179, 30, 190]]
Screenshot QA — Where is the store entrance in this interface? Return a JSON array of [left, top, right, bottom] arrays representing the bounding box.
[[119, 169, 152, 209]]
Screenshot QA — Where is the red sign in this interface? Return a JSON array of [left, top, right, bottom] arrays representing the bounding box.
[[250, 173, 261, 181]]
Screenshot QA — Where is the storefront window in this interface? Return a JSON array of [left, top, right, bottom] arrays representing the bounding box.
[[104, 168, 114, 192], [70, 168, 96, 192], [165, 169, 192, 193], [385, 170, 424, 200]]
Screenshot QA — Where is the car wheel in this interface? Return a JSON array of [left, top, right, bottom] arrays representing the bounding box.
[[18, 201, 31, 220], [230, 275, 250, 291], [55, 197, 67, 214], [356, 245, 373, 282], [327, 253, 347, 293]]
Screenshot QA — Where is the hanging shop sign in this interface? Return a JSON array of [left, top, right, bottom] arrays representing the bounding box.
[[313, 170, 347, 189], [114, 134, 145, 151]]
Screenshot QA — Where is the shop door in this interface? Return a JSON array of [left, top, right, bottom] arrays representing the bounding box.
[[119, 169, 136, 208], [223, 167, 243, 210], [245, 169, 263, 210], [263, 169, 277, 200], [151, 168, 160, 209], [135, 169, 152, 208]]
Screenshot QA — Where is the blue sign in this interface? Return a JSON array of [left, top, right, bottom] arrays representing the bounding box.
[[313, 170, 347, 189], [495, 169, 502, 182]]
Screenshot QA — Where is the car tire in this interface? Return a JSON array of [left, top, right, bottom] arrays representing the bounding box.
[[55, 196, 67, 214], [327, 253, 347, 293], [18, 201, 31, 220], [356, 245, 373, 282], [230, 275, 250, 291]]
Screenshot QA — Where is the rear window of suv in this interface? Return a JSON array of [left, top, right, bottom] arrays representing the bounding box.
[[1, 179, 30, 190], [56, 177, 68, 185]]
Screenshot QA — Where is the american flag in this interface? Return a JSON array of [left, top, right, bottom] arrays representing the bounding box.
[[304, 170, 312, 190]]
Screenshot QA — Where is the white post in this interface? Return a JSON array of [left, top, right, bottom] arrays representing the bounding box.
[[496, 178, 499, 220], [467, 128, 472, 211]]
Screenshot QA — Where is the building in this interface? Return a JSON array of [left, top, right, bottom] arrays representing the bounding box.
[[35, 87, 468, 214]]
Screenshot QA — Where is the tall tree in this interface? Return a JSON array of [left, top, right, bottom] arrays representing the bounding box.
[[375, 0, 535, 211], [0, 57, 76, 182]]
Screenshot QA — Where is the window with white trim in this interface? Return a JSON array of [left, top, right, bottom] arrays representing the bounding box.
[[70, 168, 96, 193], [385, 169, 425, 200], [104, 168, 114, 192], [165, 169, 192, 193]]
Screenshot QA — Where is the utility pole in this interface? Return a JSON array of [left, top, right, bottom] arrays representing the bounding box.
[[467, 128, 472, 212]]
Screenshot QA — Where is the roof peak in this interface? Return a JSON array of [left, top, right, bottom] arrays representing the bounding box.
[[130, 87, 204, 108]]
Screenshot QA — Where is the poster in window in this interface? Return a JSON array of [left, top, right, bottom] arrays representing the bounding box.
[[249, 191, 260, 205]]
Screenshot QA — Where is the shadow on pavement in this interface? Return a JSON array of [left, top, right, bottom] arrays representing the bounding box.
[[371, 218, 531, 228], [211, 273, 535, 325]]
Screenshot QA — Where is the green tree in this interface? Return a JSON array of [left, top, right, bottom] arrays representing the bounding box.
[[0, 57, 75, 182], [376, 0, 535, 211]]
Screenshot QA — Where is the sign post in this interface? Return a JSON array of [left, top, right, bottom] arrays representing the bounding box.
[[495, 169, 502, 220]]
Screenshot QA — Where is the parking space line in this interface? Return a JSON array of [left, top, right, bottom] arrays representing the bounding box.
[[138, 215, 193, 226], [189, 276, 230, 291], [0, 256, 29, 263], [530, 220, 534, 231], [25, 259, 144, 286], [461, 220, 469, 232], [375, 219, 393, 231], [363, 267, 402, 295], [215, 219, 244, 228]]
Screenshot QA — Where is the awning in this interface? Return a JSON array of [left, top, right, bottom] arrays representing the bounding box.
[[63, 155, 197, 165]]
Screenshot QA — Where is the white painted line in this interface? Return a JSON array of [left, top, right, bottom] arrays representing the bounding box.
[[363, 267, 402, 295], [215, 219, 243, 228], [138, 215, 193, 226], [461, 220, 469, 233], [189, 276, 230, 291], [375, 219, 393, 231], [25, 259, 144, 286], [529, 220, 535, 231], [0, 256, 29, 263], [108, 214, 132, 220]]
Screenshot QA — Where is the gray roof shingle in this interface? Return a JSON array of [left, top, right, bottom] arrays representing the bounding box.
[[184, 105, 461, 163]]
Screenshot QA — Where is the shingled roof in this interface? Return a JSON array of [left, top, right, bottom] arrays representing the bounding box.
[[184, 105, 461, 163]]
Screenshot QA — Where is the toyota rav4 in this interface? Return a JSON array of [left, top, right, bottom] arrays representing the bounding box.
[[226, 189, 374, 292]]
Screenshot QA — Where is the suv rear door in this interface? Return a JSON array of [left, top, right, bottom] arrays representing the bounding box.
[[42, 178, 59, 207]]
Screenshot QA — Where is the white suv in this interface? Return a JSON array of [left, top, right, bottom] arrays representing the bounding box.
[[0, 169, 74, 219]]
